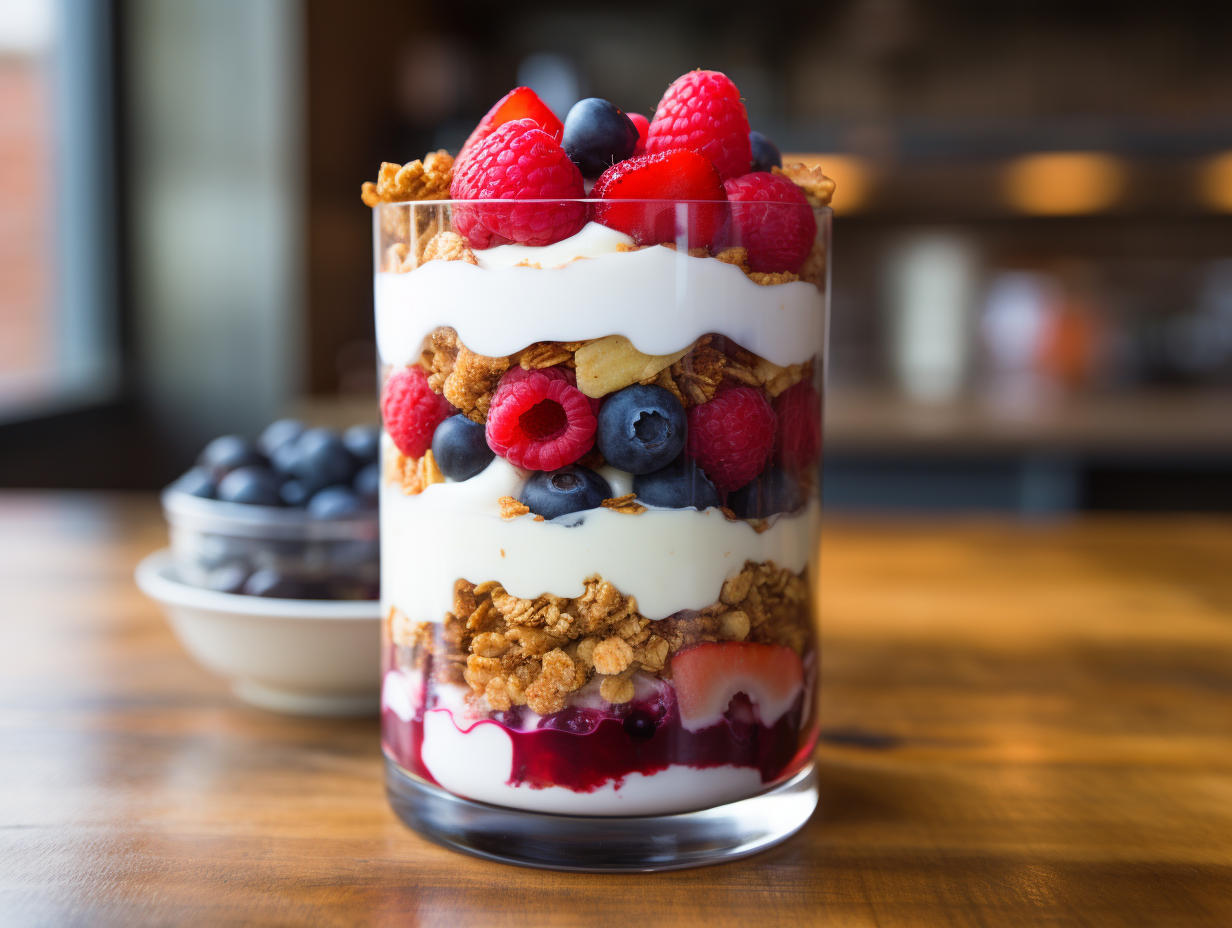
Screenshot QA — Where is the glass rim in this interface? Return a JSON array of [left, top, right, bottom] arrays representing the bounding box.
[[372, 199, 831, 210]]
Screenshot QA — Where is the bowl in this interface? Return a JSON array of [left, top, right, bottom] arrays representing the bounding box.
[[135, 549, 381, 716], [162, 488, 380, 600]]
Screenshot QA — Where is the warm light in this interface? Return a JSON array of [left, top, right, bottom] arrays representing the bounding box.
[[1003, 152, 1126, 215], [1198, 152, 1232, 212], [782, 153, 872, 215]]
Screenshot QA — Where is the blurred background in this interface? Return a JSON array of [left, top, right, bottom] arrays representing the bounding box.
[[3, 0, 1231, 511]]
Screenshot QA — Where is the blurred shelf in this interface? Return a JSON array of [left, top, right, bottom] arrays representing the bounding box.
[[825, 388, 1232, 457]]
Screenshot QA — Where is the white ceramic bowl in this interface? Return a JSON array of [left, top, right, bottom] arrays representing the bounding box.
[[136, 549, 381, 717]]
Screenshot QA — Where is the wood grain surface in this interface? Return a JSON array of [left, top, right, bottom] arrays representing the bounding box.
[[2, 492, 1231, 927]]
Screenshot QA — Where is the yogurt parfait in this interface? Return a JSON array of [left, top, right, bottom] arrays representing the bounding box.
[[366, 70, 833, 869]]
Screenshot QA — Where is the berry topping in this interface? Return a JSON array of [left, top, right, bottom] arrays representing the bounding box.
[[627, 112, 649, 155], [591, 149, 726, 248], [562, 98, 639, 179], [670, 641, 804, 732], [291, 427, 358, 489], [722, 171, 817, 273], [279, 478, 312, 507], [685, 386, 776, 491], [342, 423, 380, 464], [381, 366, 455, 459], [486, 369, 597, 470], [727, 465, 804, 519], [622, 708, 658, 742], [258, 418, 304, 458], [596, 384, 687, 474], [645, 70, 752, 181], [518, 465, 612, 521], [216, 465, 282, 506], [749, 130, 782, 173], [450, 119, 587, 248], [171, 467, 215, 499], [432, 414, 495, 481], [307, 485, 363, 519], [197, 435, 266, 479], [772, 381, 822, 470], [632, 455, 720, 510], [457, 86, 563, 161]]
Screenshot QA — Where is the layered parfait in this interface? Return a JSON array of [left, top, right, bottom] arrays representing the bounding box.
[[368, 70, 834, 815]]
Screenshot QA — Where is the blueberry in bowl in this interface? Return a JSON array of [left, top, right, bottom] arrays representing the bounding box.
[[519, 465, 612, 521], [633, 456, 720, 511]]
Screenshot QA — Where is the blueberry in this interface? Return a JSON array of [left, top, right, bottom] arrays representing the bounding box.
[[170, 467, 215, 498], [353, 462, 380, 506], [291, 427, 355, 489], [562, 98, 639, 179], [519, 465, 611, 521], [258, 418, 305, 457], [749, 130, 782, 173], [343, 423, 380, 464], [432, 414, 494, 481], [728, 465, 803, 519], [216, 465, 283, 506], [623, 708, 658, 743], [197, 435, 266, 479], [279, 478, 312, 507], [204, 562, 249, 594], [307, 485, 362, 519], [633, 456, 720, 510], [243, 568, 309, 599], [596, 384, 687, 475]]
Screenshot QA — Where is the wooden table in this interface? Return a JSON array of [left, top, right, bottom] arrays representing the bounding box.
[[3, 493, 1231, 927]]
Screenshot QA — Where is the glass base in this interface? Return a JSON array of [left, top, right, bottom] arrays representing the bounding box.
[[385, 758, 818, 872]]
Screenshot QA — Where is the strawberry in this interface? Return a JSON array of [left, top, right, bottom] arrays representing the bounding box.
[[591, 150, 727, 249], [671, 641, 804, 733], [458, 86, 563, 162]]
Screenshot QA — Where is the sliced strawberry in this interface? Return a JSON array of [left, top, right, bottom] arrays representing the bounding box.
[[671, 641, 803, 733], [591, 150, 727, 249], [458, 87, 563, 161]]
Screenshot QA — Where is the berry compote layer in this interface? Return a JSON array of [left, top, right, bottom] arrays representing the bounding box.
[[368, 72, 831, 815]]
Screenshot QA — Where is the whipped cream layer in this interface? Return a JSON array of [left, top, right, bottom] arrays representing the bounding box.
[[416, 699, 764, 815], [375, 223, 824, 370], [380, 453, 820, 624]]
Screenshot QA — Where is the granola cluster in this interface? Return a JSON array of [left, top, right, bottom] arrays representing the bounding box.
[[388, 561, 812, 716]]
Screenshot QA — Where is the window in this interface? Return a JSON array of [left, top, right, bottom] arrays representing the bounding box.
[[0, 0, 119, 421]]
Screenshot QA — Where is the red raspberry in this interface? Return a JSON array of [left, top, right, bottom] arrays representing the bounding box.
[[772, 381, 822, 469], [645, 70, 751, 181], [628, 112, 649, 155], [458, 86, 563, 162], [686, 386, 776, 491], [381, 367, 455, 458], [450, 119, 587, 249], [723, 172, 817, 273], [486, 369, 597, 471], [591, 150, 726, 248], [497, 366, 602, 416]]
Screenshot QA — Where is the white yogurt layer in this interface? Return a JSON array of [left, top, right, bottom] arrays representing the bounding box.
[[380, 453, 820, 625], [375, 225, 824, 369], [419, 703, 765, 815]]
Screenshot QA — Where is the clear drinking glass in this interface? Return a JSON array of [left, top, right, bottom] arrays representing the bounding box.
[[375, 197, 829, 870]]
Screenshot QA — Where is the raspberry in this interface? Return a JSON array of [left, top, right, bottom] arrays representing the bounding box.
[[772, 381, 822, 470], [486, 369, 597, 471], [628, 112, 649, 155], [458, 87, 563, 162], [498, 365, 601, 416], [685, 386, 776, 491], [381, 366, 455, 458], [645, 70, 751, 181], [450, 119, 587, 249], [591, 150, 726, 248], [723, 172, 817, 273]]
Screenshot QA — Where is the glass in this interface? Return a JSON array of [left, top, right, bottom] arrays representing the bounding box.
[[375, 198, 829, 870]]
